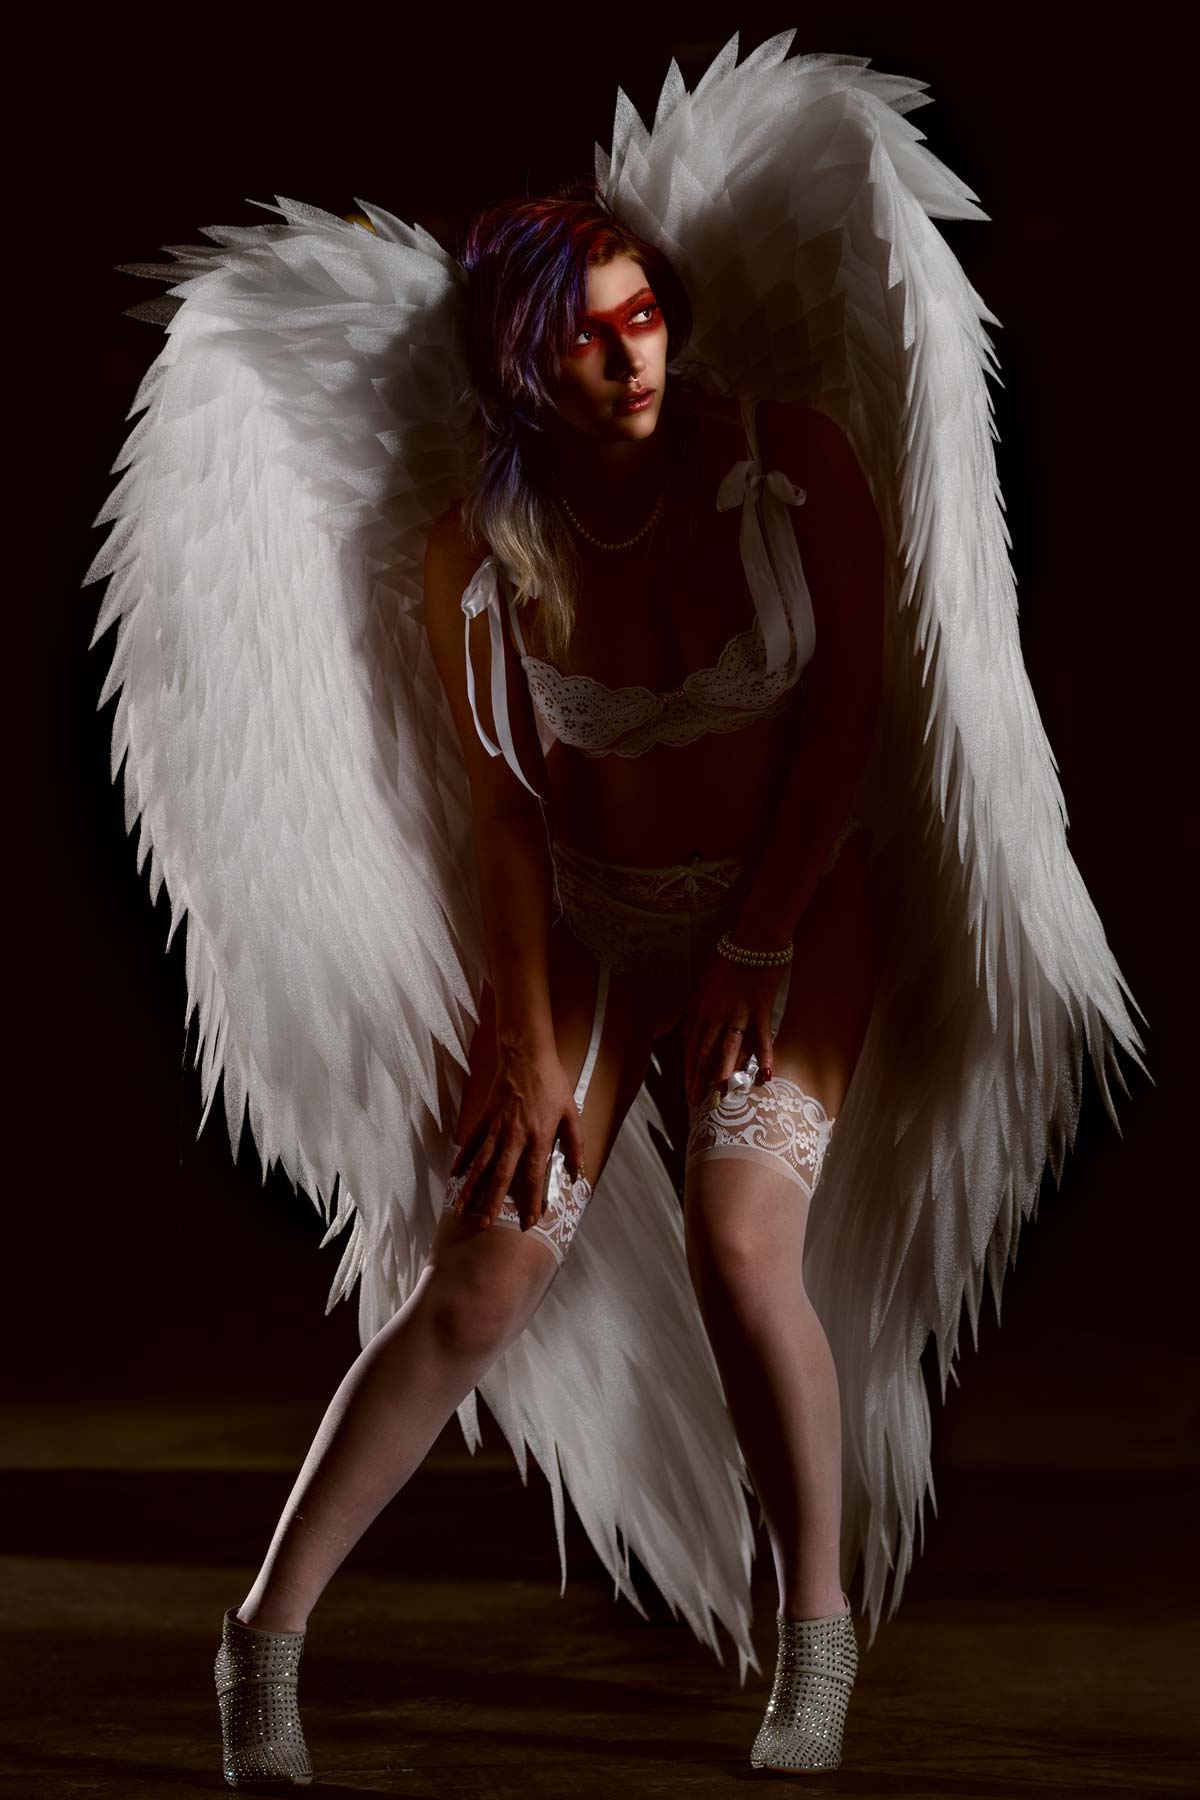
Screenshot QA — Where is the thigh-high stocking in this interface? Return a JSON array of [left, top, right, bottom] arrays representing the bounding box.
[[683, 1078, 844, 1619]]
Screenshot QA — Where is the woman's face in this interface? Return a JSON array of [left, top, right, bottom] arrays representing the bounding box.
[[548, 252, 669, 442]]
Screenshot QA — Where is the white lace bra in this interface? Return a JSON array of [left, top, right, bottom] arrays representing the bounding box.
[[458, 397, 818, 796]]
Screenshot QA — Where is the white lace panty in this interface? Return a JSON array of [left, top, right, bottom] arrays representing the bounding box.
[[685, 1073, 836, 1198], [549, 817, 867, 996], [442, 966, 610, 1268], [549, 835, 747, 993]]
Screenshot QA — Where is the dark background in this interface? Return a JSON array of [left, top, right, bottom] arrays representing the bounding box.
[[22, 7, 1191, 1516]]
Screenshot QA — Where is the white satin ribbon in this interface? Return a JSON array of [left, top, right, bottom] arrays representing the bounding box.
[[727, 1055, 759, 1098], [715, 459, 816, 676], [460, 556, 540, 798]]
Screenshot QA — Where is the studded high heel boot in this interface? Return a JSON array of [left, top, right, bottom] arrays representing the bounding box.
[[750, 1593, 858, 1773], [214, 1606, 314, 1789]]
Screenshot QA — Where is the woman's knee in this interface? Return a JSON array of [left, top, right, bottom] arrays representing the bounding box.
[[683, 1179, 804, 1324], [422, 1247, 548, 1364], [681, 1076, 837, 1298], [684, 1211, 796, 1337]]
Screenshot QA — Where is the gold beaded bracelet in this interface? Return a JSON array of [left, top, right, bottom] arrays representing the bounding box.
[[716, 931, 794, 967]]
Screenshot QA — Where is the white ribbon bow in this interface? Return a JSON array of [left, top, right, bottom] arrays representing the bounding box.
[[727, 1054, 760, 1098], [716, 459, 816, 676]]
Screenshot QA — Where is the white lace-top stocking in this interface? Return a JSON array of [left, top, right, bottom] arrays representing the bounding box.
[[685, 1074, 835, 1198]]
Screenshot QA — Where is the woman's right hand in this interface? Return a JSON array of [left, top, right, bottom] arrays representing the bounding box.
[[449, 1047, 586, 1233]]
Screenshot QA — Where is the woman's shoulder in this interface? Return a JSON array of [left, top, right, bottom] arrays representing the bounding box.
[[674, 389, 879, 553], [754, 399, 859, 486], [677, 382, 845, 434], [422, 502, 496, 644], [670, 385, 743, 444], [754, 401, 883, 560], [671, 386, 849, 473], [426, 501, 490, 578], [671, 384, 741, 423], [669, 387, 748, 484], [427, 497, 472, 551]]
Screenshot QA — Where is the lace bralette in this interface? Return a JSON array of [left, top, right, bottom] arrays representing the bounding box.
[[511, 607, 800, 758], [457, 398, 817, 796]]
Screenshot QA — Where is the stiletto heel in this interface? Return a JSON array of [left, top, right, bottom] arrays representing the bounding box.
[[750, 1593, 858, 1773], [214, 1606, 314, 1789]]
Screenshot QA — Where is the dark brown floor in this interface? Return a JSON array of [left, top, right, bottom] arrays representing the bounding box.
[[1, 1398, 1196, 1799]]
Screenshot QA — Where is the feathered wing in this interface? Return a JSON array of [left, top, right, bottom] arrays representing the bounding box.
[[84, 197, 760, 1678], [86, 197, 486, 1306], [600, 34, 1150, 1648]]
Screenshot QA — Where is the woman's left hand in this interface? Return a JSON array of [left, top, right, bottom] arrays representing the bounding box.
[[683, 950, 788, 1110]]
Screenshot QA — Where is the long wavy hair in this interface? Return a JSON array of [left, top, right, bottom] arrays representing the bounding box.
[[458, 180, 693, 661]]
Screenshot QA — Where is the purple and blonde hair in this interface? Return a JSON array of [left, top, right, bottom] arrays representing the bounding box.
[[458, 179, 693, 659]]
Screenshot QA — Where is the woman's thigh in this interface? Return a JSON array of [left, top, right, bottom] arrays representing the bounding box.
[[432, 913, 661, 1263], [770, 829, 880, 1117]]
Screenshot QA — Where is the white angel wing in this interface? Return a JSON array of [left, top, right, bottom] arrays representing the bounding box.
[[600, 34, 1151, 1648], [84, 197, 760, 1678], [86, 196, 485, 1306]]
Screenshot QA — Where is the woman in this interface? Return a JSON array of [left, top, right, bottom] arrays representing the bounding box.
[[215, 188, 879, 1783], [88, 37, 1146, 1792]]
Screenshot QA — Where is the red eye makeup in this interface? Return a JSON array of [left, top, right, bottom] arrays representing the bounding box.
[[569, 289, 662, 352]]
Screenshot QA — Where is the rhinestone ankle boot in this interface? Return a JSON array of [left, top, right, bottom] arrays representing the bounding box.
[[214, 1606, 314, 1789], [750, 1593, 858, 1773]]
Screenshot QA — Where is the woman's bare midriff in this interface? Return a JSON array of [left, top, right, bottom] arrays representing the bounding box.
[[529, 397, 826, 869], [543, 710, 798, 867]]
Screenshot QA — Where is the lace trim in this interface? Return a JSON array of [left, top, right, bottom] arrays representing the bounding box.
[[443, 1147, 593, 1269], [546, 819, 865, 986], [520, 618, 801, 758], [550, 839, 745, 984], [551, 837, 746, 909], [685, 1077, 835, 1197]]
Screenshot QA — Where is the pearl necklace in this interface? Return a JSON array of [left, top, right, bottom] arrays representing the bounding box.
[[552, 478, 666, 550]]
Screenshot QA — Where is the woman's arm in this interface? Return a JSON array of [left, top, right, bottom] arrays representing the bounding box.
[[732, 402, 885, 948], [423, 504, 556, 1052]]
